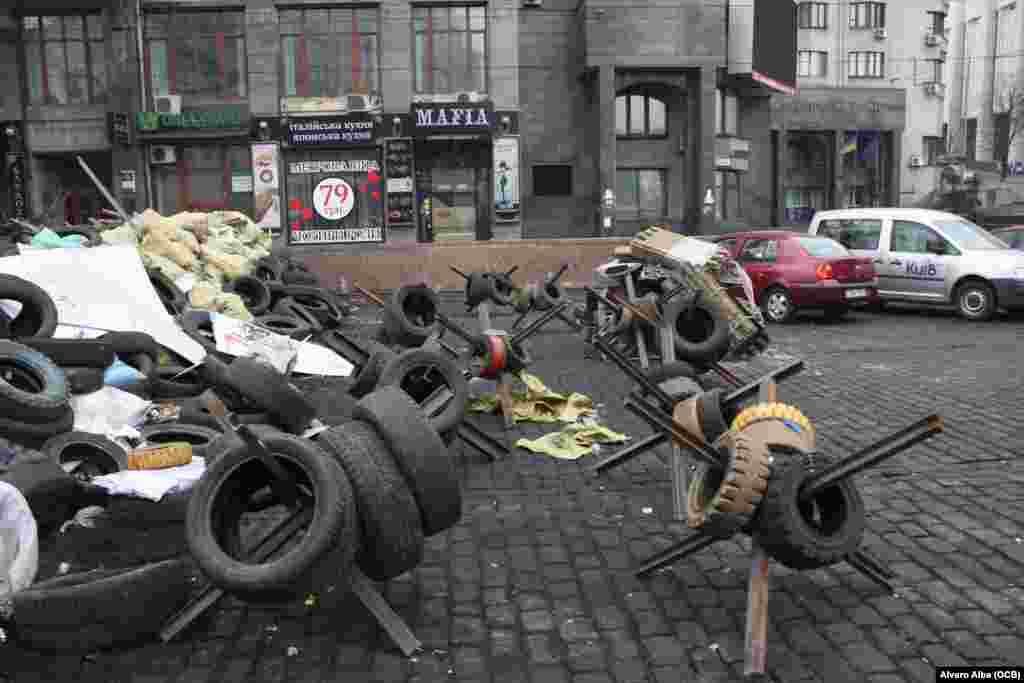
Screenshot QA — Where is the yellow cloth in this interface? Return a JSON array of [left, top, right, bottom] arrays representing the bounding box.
[[515, 424, 629, 460], [468, 373, 594, 423]]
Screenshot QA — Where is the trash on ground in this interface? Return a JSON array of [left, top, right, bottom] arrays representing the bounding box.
[[515, 423, 629, 459], [469, 373, 594, 423]]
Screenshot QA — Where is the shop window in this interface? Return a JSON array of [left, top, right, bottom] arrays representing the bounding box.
[[533, 165, 573, 196], [413, 6, 487, 94], [797, 2, 828, 29], [143, 9, 247, 103], [817, 218, 882, 250], [890, 220, 954, 254], [923, 136, 945, 165], [280, 8, 380, 98], [615, 169, 666, 219], [848, 51, 885, 79], [927, 10, 946, 36], [797, 51, 828, 78], [616, 93, 668, 138], [284, 150, 384, 244], [715, 171, 741, 221], [849, 2, 886, 29], [151, 145, 253, 216], [715, 89, 737, 136], [22, 14, 107, 105]]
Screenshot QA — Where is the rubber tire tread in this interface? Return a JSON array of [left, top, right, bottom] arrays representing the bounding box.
[[662, 297, 732, 366], [97, 332, 159, 361], [696, 389, 730, 443], [224, 357, 317, 433], [228, 275, 272, 316], [376, 348, 469, 434], [63, 366, 105, 395], [348, 346, 396, 399], [0, 408, 74, 445], [252, 257, 285, 282], [254, 313, 315, 341], [177, 310, 220, 354], [16, 338, 115, 368], [148, 269, 187, 315], [382, 285, 440, 347], [41, 431, 128, 474], [353, 386, 461, 536], [0, 274, 59, 338], [139, 423, 223, 459], [186, 432, 355, 596], [317, 421, 425, 581], [9, 559, 192, 652], [278, 285, 345, 327], [0, 341, 71, 423], [272, 297, 324, 333], [150, 365, 207, 399]]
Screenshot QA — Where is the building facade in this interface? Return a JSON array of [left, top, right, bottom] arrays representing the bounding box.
[[3, 0, 797, 242]]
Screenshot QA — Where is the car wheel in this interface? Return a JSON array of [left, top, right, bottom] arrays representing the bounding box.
[[955, 280, 996, 321], [762, 287, 796, 324]]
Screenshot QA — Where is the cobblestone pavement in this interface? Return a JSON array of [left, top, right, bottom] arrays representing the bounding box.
[[3, 300, 1023, 682]]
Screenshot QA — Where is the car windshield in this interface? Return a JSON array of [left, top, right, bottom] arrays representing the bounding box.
[[934, 220, 1009, 250], [796, 236, 849, 258]]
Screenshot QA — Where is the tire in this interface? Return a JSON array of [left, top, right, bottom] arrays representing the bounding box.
[[348, 347, 397, 399], [0, 458, 96, 532], [16, 338, 115, 368], [139, 423, 223, 459], [955, 280, 996, 322], [373, 326, 395, 346], [9, 559, 192, 652], [272, 297, 324, 333], [730, 402, 816, 452], [227, 275, 272, 316], [279, 285, 346, 328], [685, 428, 773, 538], [64, 366, 105, 395], [753, 455, 866, 571], [662, 297, 732, 365], [640, 361, 702, 401], [376, 348, 469, 434], [99, 331, 159, 362], [252, 256, 285, 282], [254, 313, 314, 341], [0, 341, 71, 423], [148, 269, 187, 316], [317, 421, 425, 581], [282, 267, 320, 287], [178, 310, 221, 354], [382, 285, 440, 347], [175, 398, 233, 433], [315, 329, 368, 365], [533, 275, 565, 311], [0, 408, 74, 446], [41, 431, 128, 480], [0, 274, 59, 338], [150, 365, 207, 399], [696, 389, 730, 443], [488, 274, 515, 307], [465, 273, 495, 309], [762, 286, 797, 324], [224, 357, 317, 433], [353, 386, 461, 536], [185, 432, 356, 597]]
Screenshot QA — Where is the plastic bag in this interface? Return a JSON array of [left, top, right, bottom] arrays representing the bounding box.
[[0, 480, 39, 596]]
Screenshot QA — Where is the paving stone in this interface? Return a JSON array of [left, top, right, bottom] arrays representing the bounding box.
[[841, 642, 897, 673], [522, 610, 556, 633], [530, 666, 570, 683]]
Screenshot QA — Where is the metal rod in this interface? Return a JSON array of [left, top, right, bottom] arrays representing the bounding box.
[[624, 396, 724, 468], [709, 363, 742, 387], [503, 265, 519, 277], [590, 333, 676, 410], [434, 311, 482, 350], [635, 532, 720, 577], [848, 548, 896, 579], [76, 155, 131, 223], [845, 552, 894, 593], [592, 432, 668, 474], [555, 308, 583, 332], [510, 300, 570, 346], [584, 286, 624, 314], [548, 263, 569, 284], [450, 266, 470, 280], [800, 414, 943, 499], [234, 424, 302, 507], [510, 309, 531, 331], [722, 359, 806, 407]]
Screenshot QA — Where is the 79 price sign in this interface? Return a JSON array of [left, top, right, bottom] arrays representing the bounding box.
[[312, 177, 355, 221]]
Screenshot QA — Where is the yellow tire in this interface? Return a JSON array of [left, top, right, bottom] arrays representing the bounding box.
[[730, 402, 814, 444]]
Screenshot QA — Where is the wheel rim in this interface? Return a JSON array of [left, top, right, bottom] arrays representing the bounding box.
[[961, 289, 988, 315], [766, 292, 790, 321]]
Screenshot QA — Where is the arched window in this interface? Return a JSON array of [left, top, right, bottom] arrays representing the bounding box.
[[615, 92, 667, 138]]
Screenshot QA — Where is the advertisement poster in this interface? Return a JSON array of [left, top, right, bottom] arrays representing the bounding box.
[[285, 153, 385, 245], [493, 136, 520, 214], [251, 143, 282, 234]]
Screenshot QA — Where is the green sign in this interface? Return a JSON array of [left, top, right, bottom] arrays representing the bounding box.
[[136, 105, 246, 132]]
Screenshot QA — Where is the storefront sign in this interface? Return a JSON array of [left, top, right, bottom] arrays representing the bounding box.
[[7, 155, 26, 220], [411, 103, 495, 135], [387, 177, 413, 193], [286, 115, 377, 147], [290, 226, 384, 244], [119, 170, 137, 194], [109, 113, 131, 145], [493, 136, 520, 213], [288, 159, 377, 174], [313, 177, 356, 221], [136, 105, 247, 133], [251, 142, 283, 233], [771, 89, 906, 131]]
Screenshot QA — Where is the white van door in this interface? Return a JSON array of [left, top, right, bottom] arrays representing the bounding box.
[[883, 220, 954, 301]]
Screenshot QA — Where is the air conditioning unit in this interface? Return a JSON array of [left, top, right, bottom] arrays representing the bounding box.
[[925, 82, 947, 97], [909, 154, 924, 168], [874, 27, 887, 40], [924, 32, 940, 47], [154, 94, 182, 115], [149, 145, 177, 165], [346, 93, 382, 112], [455, 91, 487, 104], [523, 0, 542, 6]]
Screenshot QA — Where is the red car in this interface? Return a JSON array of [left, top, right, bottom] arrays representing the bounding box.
[[710, 230, 880, 323]]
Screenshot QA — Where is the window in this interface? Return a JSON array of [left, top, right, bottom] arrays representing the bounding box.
[[715, 89, 737, 135], [797, 2, 828, 29], [849, 2, 886, 28], [964, 118, 978, 160], [796, 236, 849, 258], [890, 220, 955, 254], [933, 220, 1006, 250], [923, 136, 945, 165], [715, 171, 741, 221], [280, 8, 379, 98], [739, 238, 778, 263], [532, 165, 573, 196], [925, 58, 943, 84], [22, 14, 107, 105], [797, 51, 828, 77], [848, 51, 885, 78], [151, 145, 253, 215], [615, 169, 666, 219], [927, 11, 946, 36], [413, 6, 486, 94], [1000, 228, 1024, 249], [616, 93, 668, 138], [817, 218, 882, 250], [144, 10, 247, 102]]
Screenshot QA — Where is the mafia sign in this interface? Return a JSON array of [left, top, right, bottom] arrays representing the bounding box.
[[411, 103, 495, 135]]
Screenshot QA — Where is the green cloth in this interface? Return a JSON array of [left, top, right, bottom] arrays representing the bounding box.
[[468, 372, 594, 424], [515, 424, 629, 460]]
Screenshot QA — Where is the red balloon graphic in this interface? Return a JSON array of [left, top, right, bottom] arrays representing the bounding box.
[[290, 198, 302, 210], [291, 220, 301, 231], [359, 184, 368, 193], [368, 170, 379, 183], [371, 190, 381, 201], [302, 207, 313, 221]]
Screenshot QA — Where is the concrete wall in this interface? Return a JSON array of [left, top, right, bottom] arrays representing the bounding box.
[[0, 11, 22, 122], [738, 95, 775, 226]]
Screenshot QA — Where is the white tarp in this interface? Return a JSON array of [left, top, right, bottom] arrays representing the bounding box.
[[0, 245, 206, 363], [211, 312, 354, 377]]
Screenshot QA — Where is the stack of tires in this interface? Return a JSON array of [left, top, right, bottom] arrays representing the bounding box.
[[185, 384, 463, 598]]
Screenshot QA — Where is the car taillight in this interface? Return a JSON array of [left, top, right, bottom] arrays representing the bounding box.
[[815, 263, 833, 281]]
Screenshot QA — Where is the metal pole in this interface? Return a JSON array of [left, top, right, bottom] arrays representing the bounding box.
[[76, 155, 131, 223]]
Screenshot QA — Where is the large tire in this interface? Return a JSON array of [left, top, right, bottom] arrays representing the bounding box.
[[640, 362, 702, 402], [0, 459, 98, 532], [254, 313, 315, 341], [9, 559, 192, 652], [696, 389, 730, 443], [731, 402, 816, 452], [955, 279, 997, 322], [227, 275, 272, 316], [41, 431, 128, 479], [662, 297, 732, 366], [16, 338, 115, 368], [0, 341, 70, 423], [278, 285, 346, 328], [148, 269, 187, 316], [252, 256, 285, 282], [97, 331, 159, 362], [63, 366, 105, 395], [178, 310, 221, 355], [317, 422, 425, 581], [376, 348, 469, 434], [353, 386, 461, 536], [465, 273, 495, 309], [753, 455, 866, 571], [224, 357, 317, 433], [533, 274, 566, 311], [186, 432, 356, 597], [150, 365, 207, 399], [139, 423, 223, 459], [348, 346, 397, 399], [0, 408, 74, 445], [0, 274, 58, 339], [272, 297, 324, 333], [382, 284, 440, 347]]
